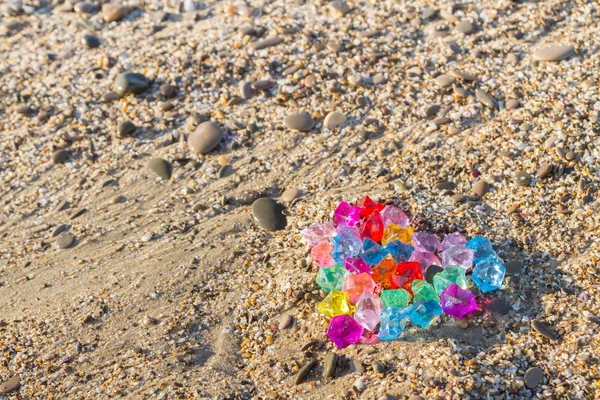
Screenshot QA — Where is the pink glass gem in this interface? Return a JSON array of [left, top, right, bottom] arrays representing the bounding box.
[[301, 222, 337, 246], [327, 315, 364, 349], [354, 292, 383, 331], [409, 251, 441, 271], [441, 232, 467, 251], [311, 242, 335, 267], [359, 328, 380, 344], [441, 245, 474, 270], [360, 210, 384, 243], [380, 205, 409, 227], [440, 283, 477, 319], [412, 232, 441, 252], [343, 273, 377, 303], [334, 202, 361, 227], [344, 257, 370, 274]]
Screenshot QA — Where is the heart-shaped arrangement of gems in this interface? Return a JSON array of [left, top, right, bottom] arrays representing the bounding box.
[[301, 197, 507, 348]]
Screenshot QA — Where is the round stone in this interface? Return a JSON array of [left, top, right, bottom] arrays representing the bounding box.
[[435, 74, 455, 88], [117, 121, 136, 137], [0, 376, 20, 394], [56, 232, 75, 249], [472, 180, 490, 198], [239, 81, 254, 100], [111, 195, 126, 204], [284, 112, 315, 132], [252, 80, 275, 90], [102, 3, 130, 23], [536, 163, 553, 179], [455, 20, 474, 34], [533, 45, 574, 61], [51, 224, 69, 237], [524, 367, 544, 388], [236, 189, 260, 204], [505, 260, 523, 274], [52, 149, 69, 164], [425, 265, 444, 284], [251, 198, 287, 231], [280, 187, 301, 202], [188, 121, 224, 154], [323, 111, 347, 129], [531, 319, 558, 341], [82, 34, 100, 48], [160, 84, 175, 98], [476, 89, 497, 109], [114, 72, 149, 97], [450, 70, 477, 81], [506, 99, 519, 110], [147, 158, 173, 180], [513, 171, 532, 187], [74, 1, 97, 14]]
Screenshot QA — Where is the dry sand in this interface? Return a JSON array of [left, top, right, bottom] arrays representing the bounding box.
[[0, 0, 599, 398]]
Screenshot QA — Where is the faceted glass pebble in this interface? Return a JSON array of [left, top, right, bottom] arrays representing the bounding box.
[[311, 241, 335, 267], [472, 258, 506, 293], [318, 291, 354, 317], [301, 222, 336, 246], [359, 329, 379, 344], [344, 257, 370, 274], [334, 201, 361, 227], [383, 240, 414, 262], [465, 236, 496, 263], [382, 224, 413, 245], [357, 196, 384, 218], [412, 232, 441, 252], [316, 264, 349, 293], [441, 245, 474, 270], [378, 306, 413, 340], [360, 210, 384, 243], [411, 280, 439, 303], [354, 292, 383, 331], [380, 205, 409, 227], [327, 315, 364, 349], [361, 238, 387, 265], [390, 261, 423, 291], [380, 289, 411, 309], [441, 232, 467, 251], [433, 265, 469, 294], [342, 272, 376, 303], [409, 251, 441, 271], [371, 258, 398, 288], [331, 227, 362, 265], [409, 300, 443, 328], [440, 284, 477, 319]]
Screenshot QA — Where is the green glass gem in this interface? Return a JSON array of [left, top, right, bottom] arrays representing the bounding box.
[[380, 289, 411, 309], [433, 265, 468, 294], [412, 279, 439, 303], [316, 264, 349, 293]]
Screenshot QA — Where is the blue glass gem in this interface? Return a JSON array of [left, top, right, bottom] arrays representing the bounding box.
[[361, 238, 387, 266], [472, 257, 506, 293], [465, 236, 496, 264], [378, 305, 413, 340], [409, 300, 443, 328], [383, 240, 414, 262]]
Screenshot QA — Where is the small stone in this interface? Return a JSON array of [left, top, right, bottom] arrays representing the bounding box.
[[111, 195, 126, 204], [188, 121, 224, 154], [295, 359, 317, 384], [278, 314, 293, 330], [531, 319, 558, 341], [513, 171, 532, 187], [350, 359, 366, 374], [114, 72, 149, 97], [16, 104, 35, 115], [425, 265, 444, 284], [117, 121, 136, 137], [251, 198, 287, 231], [284, 112, 315, 132], [506, 99, 519, 110], [82, 34, 100, 48], [353, 377, 365, 392], [533, 45, 574, 61], [280, 187, 301, 202], [537, 163, 553, 179], [252, 80, 275, 91], [450, 70, 477, 81], [505, 260, 523, 274], [476, 89, 497, 109], [455, 20, 474, 34], [524, 367, 544, 389], [51, 224, 69, 237], [160, 84, 176, 98], [328, 0, 350, 17], [56, 232, 75, 249], [52, 149, 69, 164], [435, 74, 454, 88], [235, 189, 260, 205], [472, 180, 489, 198], [323, 352, 337, 378], [252, 36, 282, 51], [0, 376, 20, 394], [506, 53, 519, 65], [147, 158, 173, 180], [102, 3, 131, 23], [421, 7, 436, 19], [74, 2, 98, 14], [323, 111, 347, 129]]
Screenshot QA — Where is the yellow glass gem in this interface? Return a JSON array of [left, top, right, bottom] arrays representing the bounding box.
[[317, 291, 354, 317], [382, 224, 414, 245]]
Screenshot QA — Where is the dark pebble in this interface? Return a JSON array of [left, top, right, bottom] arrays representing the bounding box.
[[531, 319, 558, 341], [82, 34, 101, 48], [295, 359, 317, 384], [118, 121, 136, 137], [52, 149, 69, 164], [148, 158, 173, 180]]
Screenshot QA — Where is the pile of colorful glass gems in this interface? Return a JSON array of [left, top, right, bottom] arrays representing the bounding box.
[[301, 197, 507, 349]]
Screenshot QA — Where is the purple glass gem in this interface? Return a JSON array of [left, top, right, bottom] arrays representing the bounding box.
[[412, 232, 441, 252], [327, 314, 364, 349], [440, 283, 477, 319], [354, 292, 383, 331], [380, 205, 409, 227], [441, 245, 474, 270], [409, 251, 441, 271], [441, 232, 468, 251], [345, 257, 370, 274], [334, 202, 361, 227], [301, 222, 337, 246]]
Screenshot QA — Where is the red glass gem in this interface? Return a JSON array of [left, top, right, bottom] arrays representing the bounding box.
[[360, 210, 384, 243], [357, 196, 384, 218], [390, 261, 423, 291]]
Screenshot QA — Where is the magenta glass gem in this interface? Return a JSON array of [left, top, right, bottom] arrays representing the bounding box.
[[441, 232, 467, 251], [412, 232, 441, 252], [344, 257, 370, 274], [327, 314, 364, 349], [440, 283, 477, 319], [334, 202, 361, 227], [380, 205, 409, 227]]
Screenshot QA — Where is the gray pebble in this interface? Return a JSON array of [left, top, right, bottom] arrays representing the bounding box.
[[188, 121, 224, 154], [0, 376, 20, 394], [148, 158, 173, 180], [82, 33, 100, 48], [114, 72, 149, 97], [476, 89, 497, 109], [450, 70, 477, 81], [236, 189, 260, 204], [280, 187, 301, 202], [531, 319, 558, 341], [533, 45, 574, 61], [506, 99, 519, 110], [56, 232, 75, 249], [524, 367, 544, 388], [435, 74, 455, 88], [51, 224, 69, 237], [537, 163, 553, 179], [118, 121, 136, 137], [251, 198, 287, 231], [295, 359, 317, 384], [252, 80, 275, 91], [160, 84, 175, 98], [252, 36, 282, 51], [74, 1, 98, 14], [239, 81, 254, 100], [323, 352, 337, 378], [505, 260, 523, 274], [513, 171, 532, 187], [350, 359, 365, 374], [473, 180, 490, 198], [278, 314, 293, 330], [323, 111, 346, 129], [455, 20, 474, 34], [284, 112, 315, 132], [16, 104, 35, 115], [52, 149, 69, 164]]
